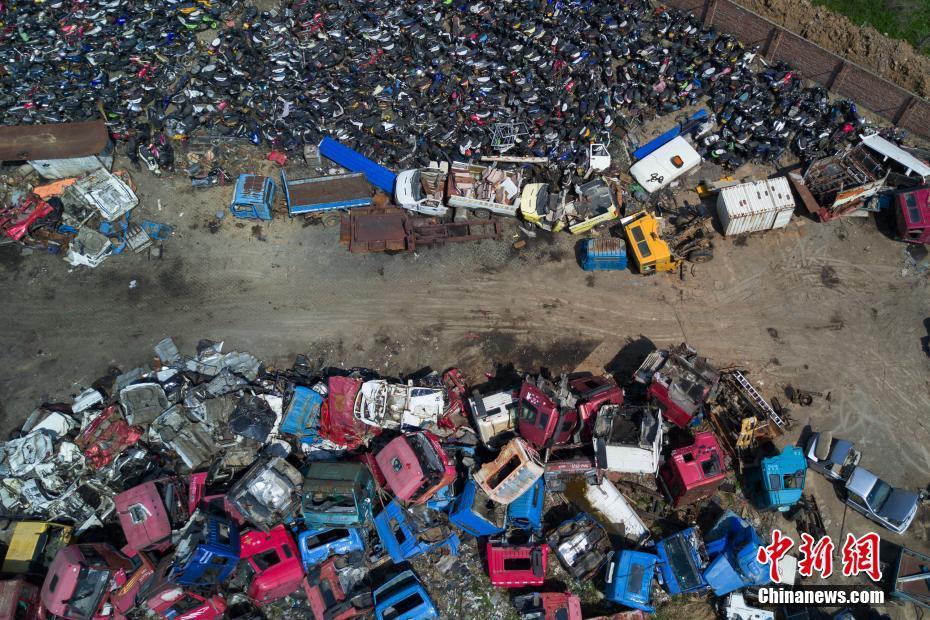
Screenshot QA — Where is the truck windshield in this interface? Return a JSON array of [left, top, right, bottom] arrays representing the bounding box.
[[408, 434, 444, 496], [867, 480, 893, 510], [67, 567, 110, 619], [517, 400, 541, 426]]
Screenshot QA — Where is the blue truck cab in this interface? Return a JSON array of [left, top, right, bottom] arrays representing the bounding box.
[[301, 461, 376, 528], [745, 446, 807, 512], [604, 550, 659, 613], [506, 477, 545, 532], [373, 570, 438, 620], [702, 511, 770, 596], [280, 386, 325, 445], [297, 526, 365, 571], [374, 499, 460, 564], [230, 174, 276, 220], [171, 514, 241, 586], [581, 237, 628, 271], [656, 527, 709, 595], [448, 478, 505, 537]]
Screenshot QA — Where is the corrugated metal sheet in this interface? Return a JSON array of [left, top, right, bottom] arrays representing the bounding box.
[[318, 137, 396, 194], [717, 178, 795, 236], [0, 120, 109, 161]]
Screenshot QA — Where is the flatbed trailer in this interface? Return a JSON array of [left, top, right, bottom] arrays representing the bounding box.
[[339, 207, 502, 254]]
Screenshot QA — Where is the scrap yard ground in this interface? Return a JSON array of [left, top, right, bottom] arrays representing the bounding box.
[[2, 155, 929, 587]]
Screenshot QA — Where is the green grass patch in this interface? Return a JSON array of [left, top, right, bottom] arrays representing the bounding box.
[[811, 0, 930, 55]]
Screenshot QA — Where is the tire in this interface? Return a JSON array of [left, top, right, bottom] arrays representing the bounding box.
[[688, 249, 713, 263], [322, 212, 341, 227], [472, 208, 491, 220]]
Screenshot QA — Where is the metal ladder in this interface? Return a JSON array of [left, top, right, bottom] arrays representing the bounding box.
[[733, 371, 787, 431]]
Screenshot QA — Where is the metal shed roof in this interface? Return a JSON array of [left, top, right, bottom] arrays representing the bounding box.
[[861, 134, 930, 179], [0, 120, 109, 161]]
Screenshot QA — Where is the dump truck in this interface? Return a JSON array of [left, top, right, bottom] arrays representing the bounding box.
[[280, 171, 372, 226]]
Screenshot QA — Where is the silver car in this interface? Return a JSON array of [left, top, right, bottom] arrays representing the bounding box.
[[805, 432, 861, 481], [844, 467, 919, 534]]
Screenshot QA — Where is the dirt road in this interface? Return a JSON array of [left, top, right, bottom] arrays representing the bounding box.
[[1, 168, 929, 562]]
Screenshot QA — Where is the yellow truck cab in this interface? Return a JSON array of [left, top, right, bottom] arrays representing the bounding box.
[[0, 520, 73, 575], [520, 183, 565, 232], [622, 212, 681, 274]]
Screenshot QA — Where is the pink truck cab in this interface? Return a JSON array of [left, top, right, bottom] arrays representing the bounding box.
[[516, 381, 578, 450], [40, 544, 153, 620], [374, 431, 456, 505], [238, 526, 304, 606], [115, 477, 189, 552], [658, 431, 728, 508], [895, 186, 930, 244]]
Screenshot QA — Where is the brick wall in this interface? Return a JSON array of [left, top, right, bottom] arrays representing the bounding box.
[[660, 0, 930, 139]]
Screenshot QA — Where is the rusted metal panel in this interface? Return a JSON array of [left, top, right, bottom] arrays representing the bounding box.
[[0, 120, 109, 161], [342, 207, 411, 254]]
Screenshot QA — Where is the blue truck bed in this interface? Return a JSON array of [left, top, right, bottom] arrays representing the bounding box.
[[280, 170, 372, 216], [319, 137, 397, 194]]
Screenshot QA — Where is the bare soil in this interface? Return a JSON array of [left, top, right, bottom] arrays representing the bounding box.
[[737, 0, 930, 97]]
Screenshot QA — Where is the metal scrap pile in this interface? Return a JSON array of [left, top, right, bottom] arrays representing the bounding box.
[[0, 338, 918, 620]]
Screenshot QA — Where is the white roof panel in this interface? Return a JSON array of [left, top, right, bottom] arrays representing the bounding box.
[[861, 134, 930, 179]]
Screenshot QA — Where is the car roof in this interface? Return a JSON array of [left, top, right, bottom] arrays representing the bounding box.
[[846, 467, 879, 496]]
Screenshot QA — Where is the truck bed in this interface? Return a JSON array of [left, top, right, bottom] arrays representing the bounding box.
[[281, 172, 372, 215]]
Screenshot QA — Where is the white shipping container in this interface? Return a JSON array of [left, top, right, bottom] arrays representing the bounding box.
[[717, 177, 795, 236]]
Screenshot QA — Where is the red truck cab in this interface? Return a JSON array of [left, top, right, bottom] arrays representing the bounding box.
[[0, 576, 39, 620], [569, 375, 623, 440], [658, 431, 727, 508], [239, 526, 304, 605], [145, 557, 226, 620], [115, 477, 189, 552], [895, 186, 930, 244], [40, 544, 153, 620], [374, 431, 456, 504], [517, 381, 578, 450], [303, 556, 372, 620]]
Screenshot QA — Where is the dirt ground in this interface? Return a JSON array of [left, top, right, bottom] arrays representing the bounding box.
[[736, 0, 930, 97], [1, 158, 929, 615]]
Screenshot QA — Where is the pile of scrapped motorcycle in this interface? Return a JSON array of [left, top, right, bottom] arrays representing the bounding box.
[[5, 337, 898, 620], [1, 0, 890, 178]]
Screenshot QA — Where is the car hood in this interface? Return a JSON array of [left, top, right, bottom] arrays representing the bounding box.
[[879, 489, 920, 523]]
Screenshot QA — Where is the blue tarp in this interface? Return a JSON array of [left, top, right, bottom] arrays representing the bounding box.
[[319, 137, 397, 194]]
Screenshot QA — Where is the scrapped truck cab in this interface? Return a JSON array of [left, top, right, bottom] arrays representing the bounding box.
[[0, 576, 39, 620], [448, 478, 506, 538], [516, 378, 579, 450], [895, 186, 930, 244], [171, 512, 240, 587], [280, 385, 326, 446], [512, 592, 582, 620], [474, 438, 545, 505], [373, 570, 438, 620], [146, 557, 226, 620], [227, 457, 304, 529], [395, 168, 449, 217], [0, 520, 72, 576], [593, 404, 663, 475], [604, 550, 658, 613], [354, 380, 444, 431], [374, 431, 456, 505], [468, 388, 519, 447], [238, 525, 304, 605], [520, 183, 565, 232], [547, 514, 612, 581], [40, 544, 149, 620], [486, 533, 548, 588], [658, 431, 727, 508], [635, 344, 720, 428], [745, 446, 807, 512], [622, 211, 680, 274], [301, 462, 375, 528], [115, 477, 189, 552], [303, 555, 372, 620], [570, 375, 623, 440], [230, 174, 276, 221]]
